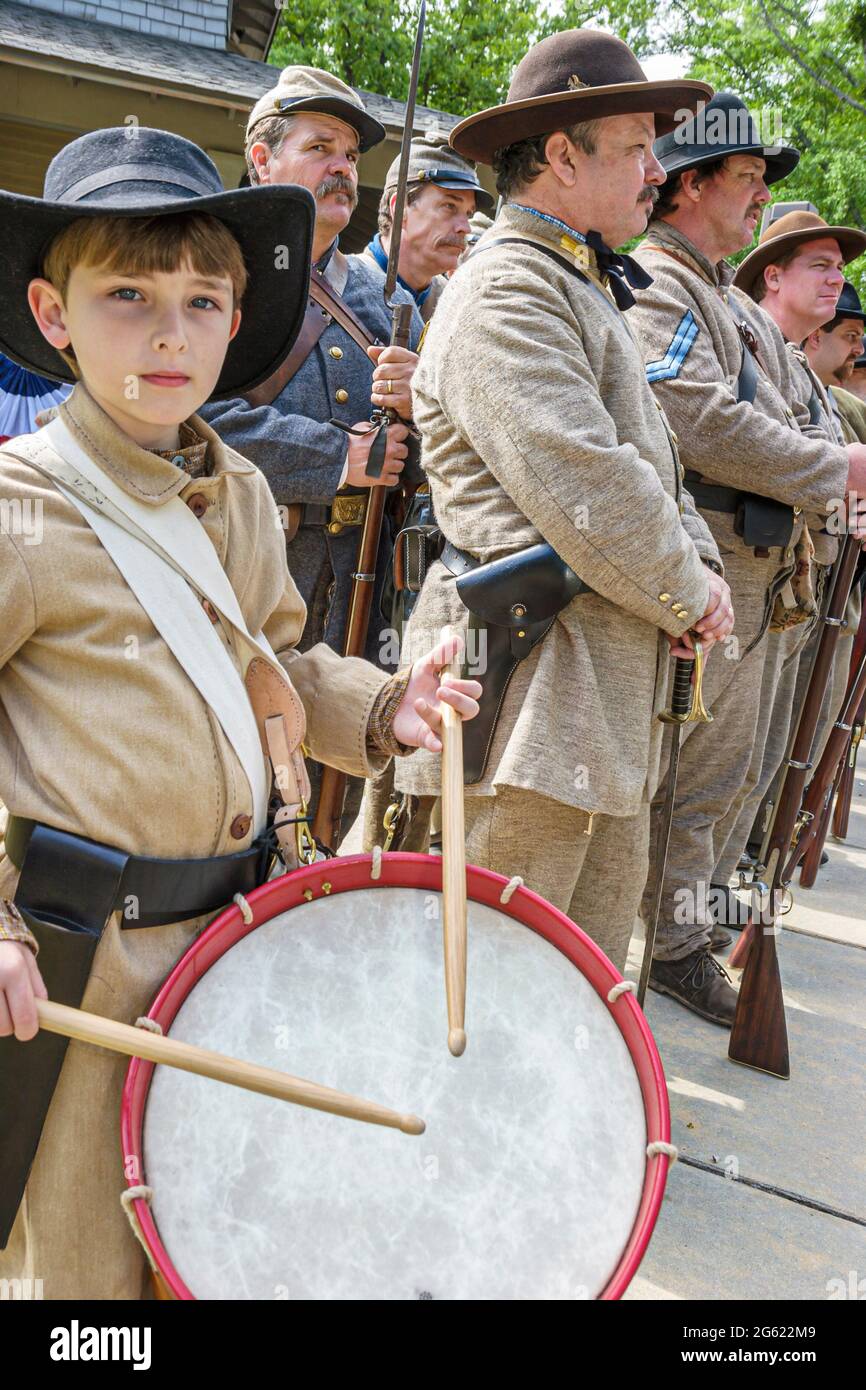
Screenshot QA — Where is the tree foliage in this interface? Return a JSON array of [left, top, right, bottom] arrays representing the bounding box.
[[660, 0, 866, 291], [270, 1, 659, 116], [271, 0, 866, 290]]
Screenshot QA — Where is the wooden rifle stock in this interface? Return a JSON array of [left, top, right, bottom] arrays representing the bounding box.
[[794, 618, 866, 883], [832, 599, 866, 841], [311, 305, 417, 852], [831, 700, 864, 840], [312, 2, 425, 853], [729, 532, 861, 1078]]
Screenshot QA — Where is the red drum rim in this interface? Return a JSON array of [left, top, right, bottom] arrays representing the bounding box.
[[121, 853, 671, 1301]]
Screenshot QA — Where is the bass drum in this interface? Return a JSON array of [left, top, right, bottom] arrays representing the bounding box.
[[121, 853, 671, 1300]]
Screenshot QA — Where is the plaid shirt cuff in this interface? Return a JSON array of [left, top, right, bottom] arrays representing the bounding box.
[[366, 668, 414, 757], [0, 901, 39, 956]]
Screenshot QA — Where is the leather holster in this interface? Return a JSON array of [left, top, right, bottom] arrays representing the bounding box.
[[443, 541, 591, 783], [0, 826, 127, 1247]]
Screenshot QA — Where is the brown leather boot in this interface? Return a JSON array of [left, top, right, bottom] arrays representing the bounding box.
[[709, 922, 732, 951], [649, 949, 738, 1027]]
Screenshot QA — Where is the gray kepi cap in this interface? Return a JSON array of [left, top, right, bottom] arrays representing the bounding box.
[[247, 65, 386, 153], [383, 128, 495, 211]]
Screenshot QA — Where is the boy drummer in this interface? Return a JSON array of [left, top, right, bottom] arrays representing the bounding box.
[[0, 126, 480, 1298]]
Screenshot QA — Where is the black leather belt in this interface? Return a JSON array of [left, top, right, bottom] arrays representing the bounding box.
[[300, 503, 332, 526], [6, 816, 274, 930], [683, 471, 741, 514], [300, 496, 367, 529], [441, 540, 480, 576]]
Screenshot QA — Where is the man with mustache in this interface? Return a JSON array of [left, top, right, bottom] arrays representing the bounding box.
[[357, 132, 495, 854], [847, 351, 866, 404], [628, 94, 866, 1024], [201, 67, 424, 842], [362, 130, 495, 324], [391, 29, 735, 973], [805, 280, 866, 397]]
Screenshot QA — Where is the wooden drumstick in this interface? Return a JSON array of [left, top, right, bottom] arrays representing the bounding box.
[[440, 632, 468, 1057], [35, 999, 425, 1135]]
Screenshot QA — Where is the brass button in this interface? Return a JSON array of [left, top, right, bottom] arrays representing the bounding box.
[[335, 388, 349, 403], [187, 492, 208, 518], [329, 346, 343, 360], [230, 814, 251, 840], [327, 521, 343, 535], [679, 610, 689, 619], [201, 599, 219, 624], [658, 592, 671, 603]]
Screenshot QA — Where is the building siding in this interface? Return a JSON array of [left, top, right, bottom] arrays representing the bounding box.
[[23, 0, 228, 48]]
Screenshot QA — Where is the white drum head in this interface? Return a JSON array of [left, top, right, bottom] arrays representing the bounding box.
[[140, 884, 648, 1300]]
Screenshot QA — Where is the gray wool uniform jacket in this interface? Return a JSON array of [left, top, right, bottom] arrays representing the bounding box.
[[786, 345, 847, 565], [394, 202, 718, 818], [630, 223, 849, 562], [200, 249, 423, 661]]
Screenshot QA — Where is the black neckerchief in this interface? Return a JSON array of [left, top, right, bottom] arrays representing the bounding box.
[[583, 230, 652, 311]]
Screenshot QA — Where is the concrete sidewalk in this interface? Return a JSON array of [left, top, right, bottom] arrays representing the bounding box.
[[340, 767, 866, 1300], [624, 764, 866, 1300]]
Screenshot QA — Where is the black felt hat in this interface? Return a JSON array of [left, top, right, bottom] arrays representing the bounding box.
[[451, 29, 712, 165], [654, 91, 799, 186], [0, 126, 315, 398], [831, 280, 866, 325]]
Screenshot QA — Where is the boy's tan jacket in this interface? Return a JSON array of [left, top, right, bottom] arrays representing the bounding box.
[[395, 203, 717, 819], [0, 383, 391, 888]]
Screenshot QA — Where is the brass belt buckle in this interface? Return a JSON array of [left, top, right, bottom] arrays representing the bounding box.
[[328, 494, 368, 534]]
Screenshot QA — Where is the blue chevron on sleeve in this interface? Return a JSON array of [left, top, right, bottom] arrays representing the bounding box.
[[645, 310, 699, 383]]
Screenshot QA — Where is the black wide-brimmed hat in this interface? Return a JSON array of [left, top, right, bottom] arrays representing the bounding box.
[[830, 280, 866, 326], [450, 29, 713, 165], [654, 91, 799, 186], [733, 210, 866, 298], [0, 126, 315, 398]]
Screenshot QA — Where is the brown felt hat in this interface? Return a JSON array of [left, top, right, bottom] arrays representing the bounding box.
[[734, 210, 866, 298], [450, 29, 712, 165]]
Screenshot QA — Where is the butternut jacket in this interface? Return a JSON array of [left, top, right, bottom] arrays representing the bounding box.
[[631, 222, 849, 550], [395, 203, 716, 818], [0, 384, 391, 895]]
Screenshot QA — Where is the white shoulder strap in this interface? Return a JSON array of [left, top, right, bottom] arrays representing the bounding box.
[[27, 420, 272, 834], [41, 417, 271, 662]]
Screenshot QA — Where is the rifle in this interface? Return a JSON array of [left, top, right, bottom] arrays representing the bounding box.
[[795, 603, 866, 884], [830, 690, 865, 840], [311, 1, 427, 851], [728, 529, 862, 1078], [832, 573, 866, 841], [637, 641, 712, 1008]]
